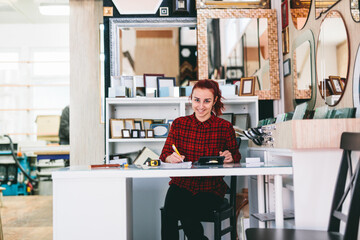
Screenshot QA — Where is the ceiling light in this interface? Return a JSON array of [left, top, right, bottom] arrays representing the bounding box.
[[39, 3, 69, 16]]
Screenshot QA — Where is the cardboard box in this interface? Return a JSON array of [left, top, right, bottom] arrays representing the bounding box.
[[36, 115, 60, 142]]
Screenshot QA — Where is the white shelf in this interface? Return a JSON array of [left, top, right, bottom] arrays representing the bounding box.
[[109, 138, 166, 143]]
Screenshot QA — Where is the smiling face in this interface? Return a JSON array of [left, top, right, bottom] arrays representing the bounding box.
[[191, 88, 217, 122]]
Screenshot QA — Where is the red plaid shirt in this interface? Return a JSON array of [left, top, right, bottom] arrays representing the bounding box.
[[160, 113, 241, 197]]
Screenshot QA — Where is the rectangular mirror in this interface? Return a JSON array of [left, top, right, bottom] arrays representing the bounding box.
[[197, 9, 280, 100], [110, 18, 197, 86]]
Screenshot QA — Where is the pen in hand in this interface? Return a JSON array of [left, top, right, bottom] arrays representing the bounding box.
[[172, 144, 184, 162]]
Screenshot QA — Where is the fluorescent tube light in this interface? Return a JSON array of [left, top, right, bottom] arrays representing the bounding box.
[[39, 4, 69, 16]]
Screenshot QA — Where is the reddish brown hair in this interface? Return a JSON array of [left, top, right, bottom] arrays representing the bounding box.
[[190, 79, 224, 116]]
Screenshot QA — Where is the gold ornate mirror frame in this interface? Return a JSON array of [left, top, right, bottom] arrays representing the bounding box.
[[197, 9, 280, 99]]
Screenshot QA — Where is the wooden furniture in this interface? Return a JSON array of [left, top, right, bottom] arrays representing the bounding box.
[[52, 163, 291, 240], [160, 176, 237, 240], [246, 132, 360, 240]]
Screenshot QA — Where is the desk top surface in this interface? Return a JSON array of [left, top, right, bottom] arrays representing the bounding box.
[[52, 162, 292, 179]]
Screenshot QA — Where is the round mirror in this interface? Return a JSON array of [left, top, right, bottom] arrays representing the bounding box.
[[350, 0, 360, 22], [292, 30, 316, 110], [290, 0, 312, 30], [316, 10, 349, 106]]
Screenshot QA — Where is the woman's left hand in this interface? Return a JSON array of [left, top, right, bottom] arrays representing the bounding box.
[[219, 150, 233, 163]]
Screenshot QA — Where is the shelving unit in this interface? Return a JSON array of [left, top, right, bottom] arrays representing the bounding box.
[[105, 96, 258, 163]]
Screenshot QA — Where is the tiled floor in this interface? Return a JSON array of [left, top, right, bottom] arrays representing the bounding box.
[[0, 195, 52, 240]]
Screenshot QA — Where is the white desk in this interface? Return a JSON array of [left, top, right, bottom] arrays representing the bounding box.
[[52, 163, 292, 240]]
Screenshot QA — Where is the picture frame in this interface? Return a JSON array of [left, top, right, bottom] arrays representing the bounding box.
[[173, 0, 190, 13], [134, 119, 142, 130], [139, 130, 146, 138], [329, 76, 343, 95], [143, 74, 164, 88], [283, 58, 291, 77], [146, 129, 154, 138], [282, 27, 289, 55], [150, 123, 170, 138], [124, 119, 135, 130], [143, 119, 154, 130], [121, 75, 134, 97], [134, 75, 145, 97], [234, 114, 250, 130], [239, 77, 256, 96], [110, 119, 124, 138], [131, 129, 139, 138], [232, 80, 241, 95], [157, 77, 176, 97], [219, 113, 234, 124], [121, 129, 131, 138], [281, 0, 289, 29]]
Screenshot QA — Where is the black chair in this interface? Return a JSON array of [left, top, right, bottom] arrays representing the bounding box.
[[160, 175, 237, 240], [246, 132, 360, 240]]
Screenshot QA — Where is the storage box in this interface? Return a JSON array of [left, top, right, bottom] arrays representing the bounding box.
[[36, 115, 60, 142]]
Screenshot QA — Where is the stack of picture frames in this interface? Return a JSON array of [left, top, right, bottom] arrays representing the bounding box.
[[110, 74, 178, 98], [110, 118, 173, 139], [320, 75, 345, 97]]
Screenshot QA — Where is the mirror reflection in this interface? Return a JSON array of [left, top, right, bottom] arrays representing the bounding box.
[[315, 0, 338, 18], [351, 0, 360, 22], [290, 0, 311, 30], [294, 41, 311, 98], [118, 27, 197, 85], [316, 11, 349, 106], [207, 18, 269, 90]]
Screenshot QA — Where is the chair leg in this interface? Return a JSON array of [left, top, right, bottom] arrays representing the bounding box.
[[214, 213, 221, 240], [230, 212, 236, 240]]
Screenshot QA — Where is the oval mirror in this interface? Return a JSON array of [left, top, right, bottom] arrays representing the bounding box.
[[292, 30, 316, 110], [315, 0, 339, 19], [290, 0, 312, 30], [353, 44, 360, 118], [316, 11, 349, 106], [350, 0, 360, 22]]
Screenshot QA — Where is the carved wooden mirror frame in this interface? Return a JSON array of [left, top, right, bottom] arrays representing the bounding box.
[[197, 9, 280, 99]]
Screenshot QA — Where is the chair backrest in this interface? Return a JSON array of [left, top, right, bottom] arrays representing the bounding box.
[[328, 132, 360, 240]]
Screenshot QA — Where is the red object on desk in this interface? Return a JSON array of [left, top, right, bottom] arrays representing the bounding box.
[[91, 164, 121, 169]]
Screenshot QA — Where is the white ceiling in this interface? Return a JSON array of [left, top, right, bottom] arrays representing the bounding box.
[[0, 0, 69, 24]]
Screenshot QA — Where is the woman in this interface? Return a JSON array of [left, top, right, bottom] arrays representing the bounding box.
[[160, 79, 241, 240]]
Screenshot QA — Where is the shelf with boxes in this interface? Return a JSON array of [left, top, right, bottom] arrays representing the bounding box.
[[105, 96, 259, 163]]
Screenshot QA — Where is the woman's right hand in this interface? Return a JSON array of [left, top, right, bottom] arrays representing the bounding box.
[[165, 152, 185, 163]]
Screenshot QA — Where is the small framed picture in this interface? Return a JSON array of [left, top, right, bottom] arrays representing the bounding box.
[[281, 0, 289, 29], [131, 129, 139, 138], [173, 0, 189, 13], [110, 119, 124, 138], [139, 130, 146, 138], [134, 75, 145, 97], [124, 119, 135, 130], [282, 27, 289, 55], [143, 119, 153, 130], [134, 119, 142, 130], [146, 129, 154, 138], [239, 77, 256, 96], [234, 114, 250, 130], [157, 77, 176, 97], [121, 129, 131, 138], [283, 58, 291, 77], [150, 123, 170, 138], [329, 76, 343, 95], [143, 74, 164, 88], [219, 113, 234, 124]]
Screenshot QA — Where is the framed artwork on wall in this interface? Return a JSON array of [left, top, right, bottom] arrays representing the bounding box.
[[281, 0, 289, 29], [239, 77, 256, 96], [283, 58, 291, 77]]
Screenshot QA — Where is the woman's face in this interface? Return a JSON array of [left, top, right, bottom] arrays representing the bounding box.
[[191, 88, 216, 122]]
